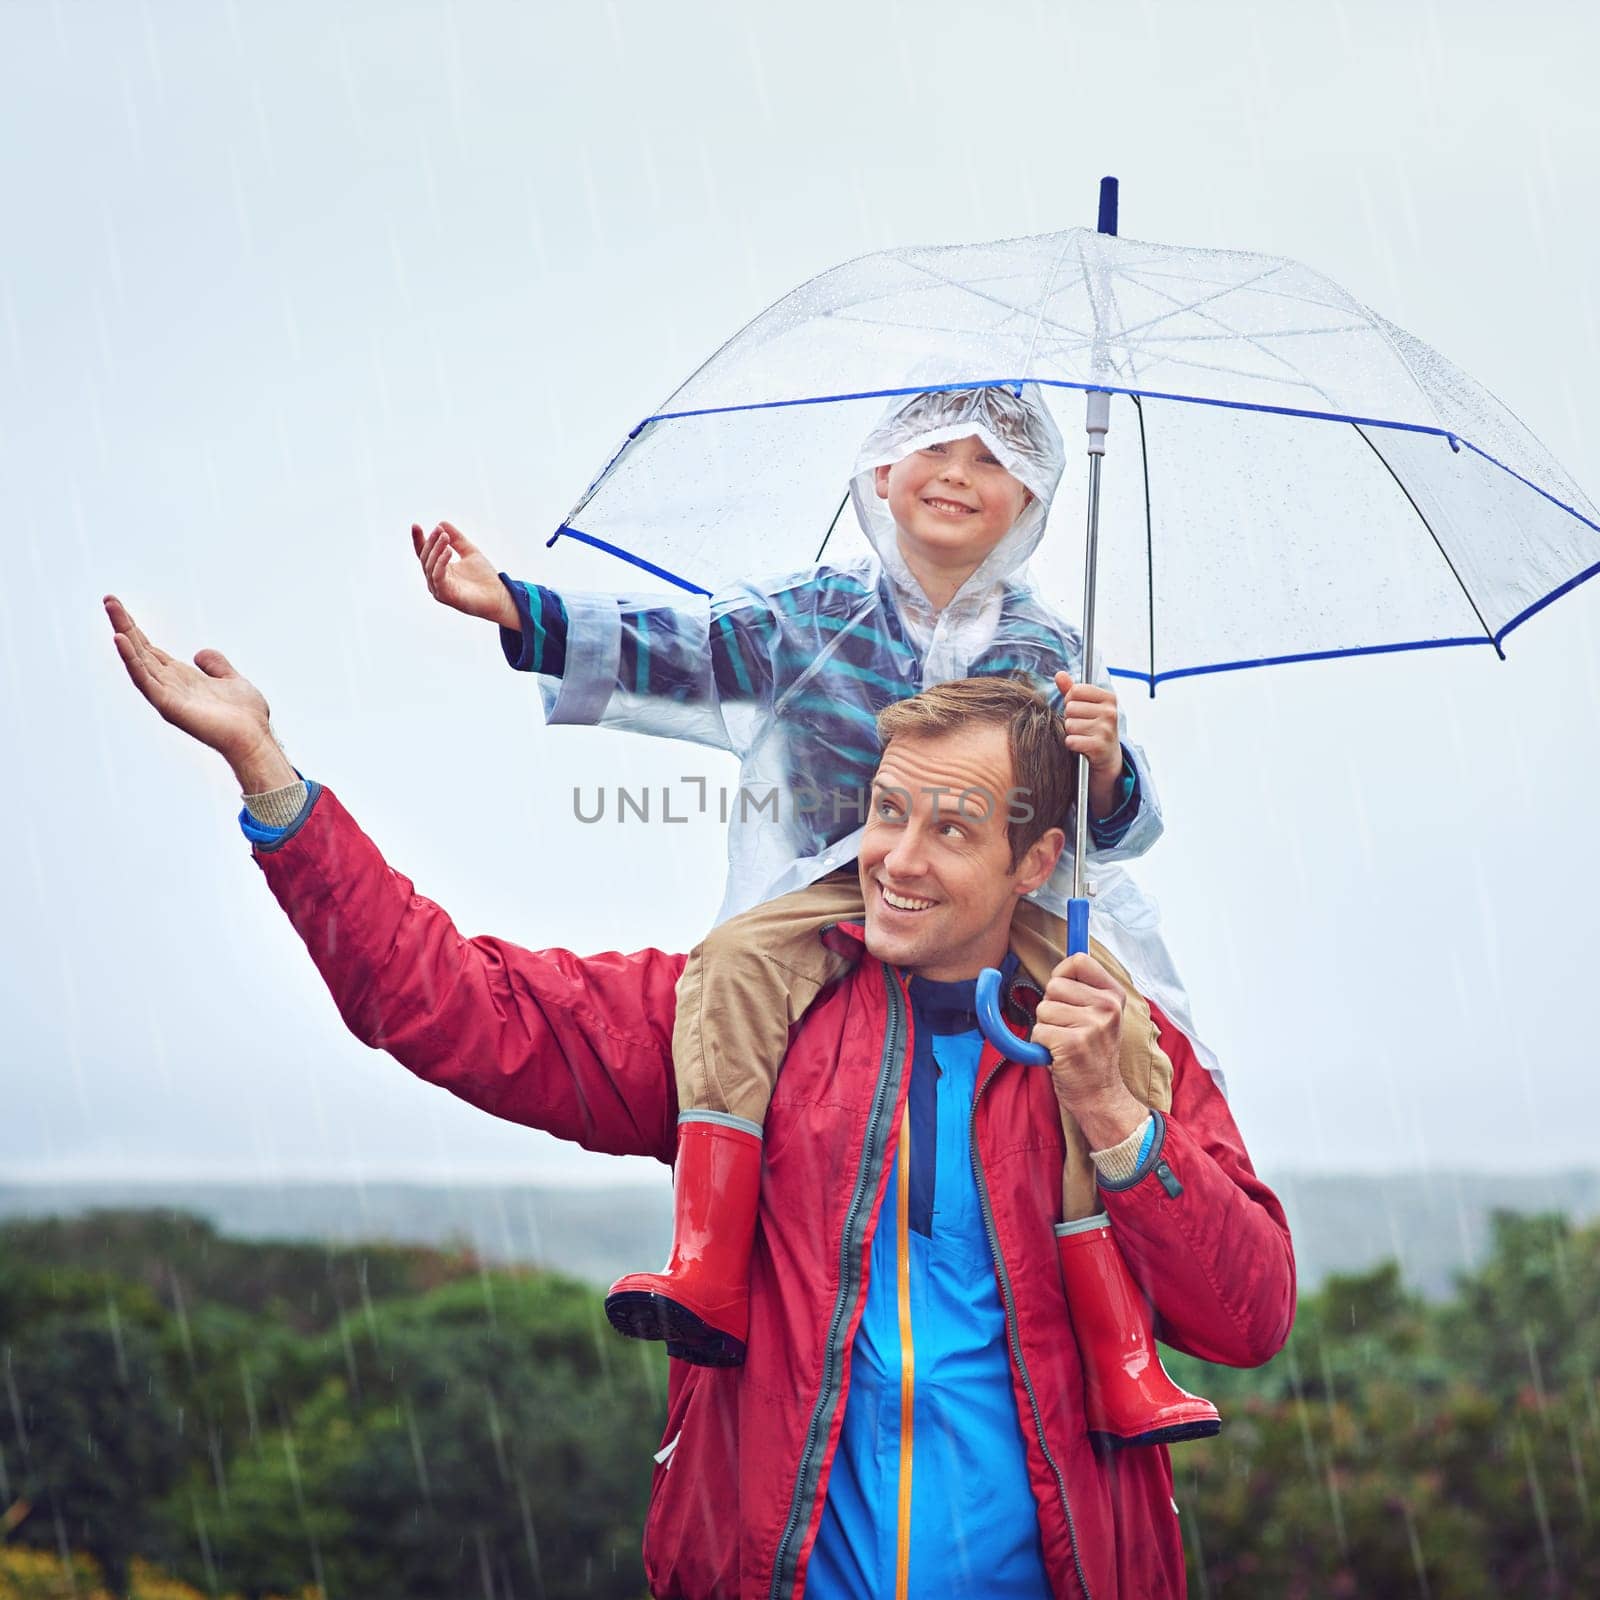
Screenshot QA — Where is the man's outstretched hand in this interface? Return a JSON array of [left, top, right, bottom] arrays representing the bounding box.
[[104, 595, 296, 794]]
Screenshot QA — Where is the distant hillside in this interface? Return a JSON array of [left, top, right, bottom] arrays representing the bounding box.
[[1268, 1169, 1600, 1296], [6, 1171, 1600, 1298], [0, 1179, 674, 1292]]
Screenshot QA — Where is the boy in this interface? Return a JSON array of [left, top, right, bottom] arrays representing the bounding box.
[[412, 385, 1211, 1432]]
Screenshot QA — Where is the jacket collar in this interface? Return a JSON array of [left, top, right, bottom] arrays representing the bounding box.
[[820, 920, 1043, 1031]]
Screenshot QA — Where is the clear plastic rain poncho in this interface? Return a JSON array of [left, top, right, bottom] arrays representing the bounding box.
[[534, 383, 1207, 1072]]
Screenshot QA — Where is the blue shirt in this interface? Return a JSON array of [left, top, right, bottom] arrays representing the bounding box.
[[807, 970, 1053, 1600]]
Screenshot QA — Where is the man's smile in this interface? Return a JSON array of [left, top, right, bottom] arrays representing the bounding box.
[[877, 882, 939, 913]]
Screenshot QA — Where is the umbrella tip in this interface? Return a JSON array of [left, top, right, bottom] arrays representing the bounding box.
[[1097, 176, 1119, 236]]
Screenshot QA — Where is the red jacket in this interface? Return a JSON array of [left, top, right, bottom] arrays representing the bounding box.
[[253, 789, 1295, 1600]]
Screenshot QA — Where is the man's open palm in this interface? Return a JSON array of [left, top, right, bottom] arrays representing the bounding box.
[[105, 595, 275, 766]]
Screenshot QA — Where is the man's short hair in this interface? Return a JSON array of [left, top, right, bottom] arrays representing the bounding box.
[[874, 678, 1076, 868]]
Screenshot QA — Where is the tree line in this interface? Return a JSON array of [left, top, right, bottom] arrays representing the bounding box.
[[4, 1207, 1600, 1597]]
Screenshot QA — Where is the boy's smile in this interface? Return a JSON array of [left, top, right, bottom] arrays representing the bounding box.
[[920, 491, 979, 518]]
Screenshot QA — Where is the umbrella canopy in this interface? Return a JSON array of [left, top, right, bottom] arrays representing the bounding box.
[[553, 227, 1599, 692]]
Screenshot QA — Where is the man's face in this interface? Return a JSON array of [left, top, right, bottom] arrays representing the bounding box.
[[873, 433, 1033, 571], [859, 725, 1062, 982]]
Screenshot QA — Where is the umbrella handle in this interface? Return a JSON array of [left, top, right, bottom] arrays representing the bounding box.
[[974, 897, 1092, 1065], [1066, 896, 1090, 957], [975, 970, 1049, 1066]]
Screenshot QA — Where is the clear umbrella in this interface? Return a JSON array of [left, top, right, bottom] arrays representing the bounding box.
[[543, 178, 1599, 1054], [553, 184, 1597, 690]]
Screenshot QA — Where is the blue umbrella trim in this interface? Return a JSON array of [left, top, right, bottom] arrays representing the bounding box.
[[546, 524, 712, 597], [1105, 636, 1496, 689]]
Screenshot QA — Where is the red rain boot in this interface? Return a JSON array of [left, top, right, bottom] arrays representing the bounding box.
[[605, 1117, 762, 1368], [1057, 1218, 1221, 1447]]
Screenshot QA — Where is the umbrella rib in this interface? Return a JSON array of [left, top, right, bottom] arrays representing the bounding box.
[[1073, 231, 1102, 373], [1105, 261, 1291, 344], [1106, 272, 1344, 403], [1124, 349, 1326, 391], [1352, 424, 1505, 659], [1120, 335, 1338, 407], [821, 279, 1035, 336], [1017, 235, 1080, 381], [1120, 291, 1364, 410], [822, 310, 1038, 343], [1097, 250, 1140, 384], [1032, 328, 1332, 395], [834, 257, 1092, 347], [1036, 317, 1352, 368], [1029, 268, 1346, 404], [1094, 322, 1372, 346], [905, 259, 1092, 346], [1115, 263, 1354, 320], [814, 493, 850, 563], [1132, 394, 1157, 698], [1363, 312, 1456, 439]]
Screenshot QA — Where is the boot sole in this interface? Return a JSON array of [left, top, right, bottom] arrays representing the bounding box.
[[605, 1290, 747, 1368], [1092, 1417, 1222, 1449]]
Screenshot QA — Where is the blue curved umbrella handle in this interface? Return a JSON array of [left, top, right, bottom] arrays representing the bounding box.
[[974, 897, 1091, 1066], [975, 968, 1050, 1065]]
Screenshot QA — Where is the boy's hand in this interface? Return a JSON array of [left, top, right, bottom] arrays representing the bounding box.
[[412, 521, 520, 631], [1054, 670, 1125, 819]]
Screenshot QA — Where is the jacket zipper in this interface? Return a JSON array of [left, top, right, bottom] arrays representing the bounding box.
[[970, 1064, 1093, 1600], [894, 1102, 915, 1600], [768, 965, 908, 1600]]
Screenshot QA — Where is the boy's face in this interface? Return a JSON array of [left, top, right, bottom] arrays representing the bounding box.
[[873, 433, 1034, 571]]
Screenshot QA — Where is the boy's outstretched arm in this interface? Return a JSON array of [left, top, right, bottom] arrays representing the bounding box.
[[499, 586, 783, 753], [411, 520, 783, 749]]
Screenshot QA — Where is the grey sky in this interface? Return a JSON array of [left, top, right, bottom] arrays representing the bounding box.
[[3, 0, 1598, 1186]]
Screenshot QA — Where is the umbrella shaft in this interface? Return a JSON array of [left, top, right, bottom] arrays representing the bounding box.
[[1073, 453, 1103, 901]]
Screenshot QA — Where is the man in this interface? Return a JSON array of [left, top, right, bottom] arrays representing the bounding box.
[[106, 595, 1294, 1600]]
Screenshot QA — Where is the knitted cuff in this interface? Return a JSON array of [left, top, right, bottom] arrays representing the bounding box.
[[242, 778, 309, 829], [1090, 1114, 1154, 1185]]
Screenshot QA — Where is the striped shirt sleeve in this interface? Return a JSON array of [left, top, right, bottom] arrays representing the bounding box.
[[498, 577, 570, 675], [500, 574, 781, 708]]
